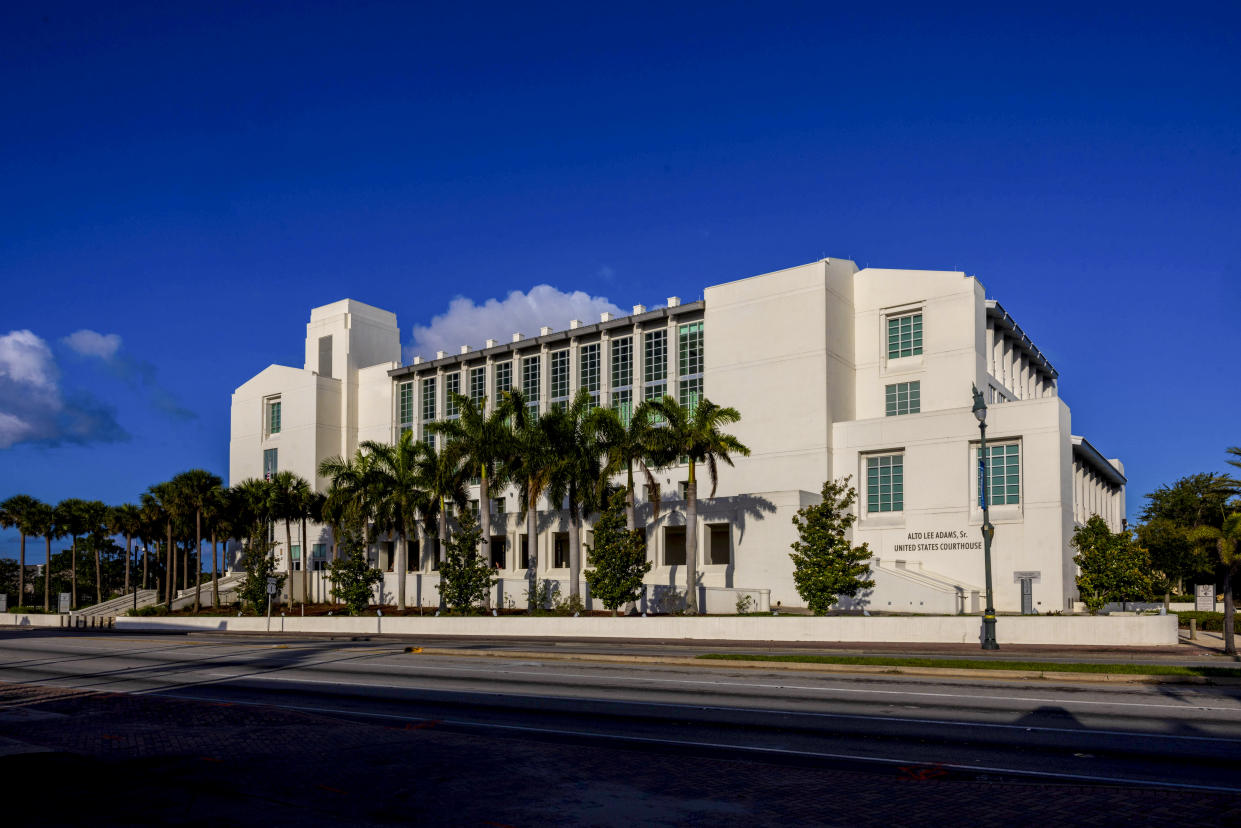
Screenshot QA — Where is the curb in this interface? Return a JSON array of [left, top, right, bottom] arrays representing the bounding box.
[[405, 647, 1241, 685]]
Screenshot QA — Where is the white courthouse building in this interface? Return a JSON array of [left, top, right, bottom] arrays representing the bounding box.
[[230, 257, 1125, 614]]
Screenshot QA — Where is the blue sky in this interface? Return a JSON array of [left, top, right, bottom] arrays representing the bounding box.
[[2, 1, 1239, 557]]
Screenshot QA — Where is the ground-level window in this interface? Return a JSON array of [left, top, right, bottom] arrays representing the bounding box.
[[312, 543, 328, 571], [707, 523, 730, 565], [866, 454, 904, 513], [490, 537, 506, 569], [664, 526, 686, 566], [979, 443, 1020, 506], [520, 535, 531, 569], [885, 381, 920, 416], [553, 532, 570, 568], [290, 544, 300, 571]]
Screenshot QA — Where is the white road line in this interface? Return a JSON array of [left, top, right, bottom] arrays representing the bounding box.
[[167, 672, 1241, 744], [159, 690, 1241, 795], [371, 660, 1241, 714]]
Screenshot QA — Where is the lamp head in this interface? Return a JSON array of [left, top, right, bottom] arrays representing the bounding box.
[[971, 385, 987, 424]]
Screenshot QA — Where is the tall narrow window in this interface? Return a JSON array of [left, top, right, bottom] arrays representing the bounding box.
[[421, 376, 437, 448], [887, 312, 923, 360], [444, 372, 461, 418], [884, 381, 920, 416], [678, 322, 703, 409], [398, 381, 414, 436], [866, 454, 904, 513], [494, 360, 512, 403], [979, 443, 1021, 506], [611, 336, 633, 426], [550, 349, 569, 410], [469, 366, 486, 407], [266, 397, 282, 435], [643, 329, 667, 402], [521, 355, 540, 419], [318, 335, 333, 378], [263, 448, 278, 480], [580, 343, 600, 410]]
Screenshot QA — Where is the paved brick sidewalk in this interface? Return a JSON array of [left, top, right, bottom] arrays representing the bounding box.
[[2, 681, 1239, 827]]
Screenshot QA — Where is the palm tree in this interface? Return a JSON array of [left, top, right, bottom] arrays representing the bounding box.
[[410, 441, 469, 570], [360, 432, 433, 610], [173, 470, 224, 612], [269, 471, 312, 605], [1192, 513, 1241, 656], [595, 402, 662, 531], [428, 392, 515, 570], [1, 495, 39, 607], [320, 451, 370, 561], [55, 499, 92, 609], [542, 390, 609, 600], [108, 504, 143, 595], [80, 500, 110, 605], [232, 478, 275, 575], [139, 491, 167, 593], [146, 482, 184, 609], [503, 390, 557, 606], [647, 396, 751, 614], [24, 501, 57, 611]]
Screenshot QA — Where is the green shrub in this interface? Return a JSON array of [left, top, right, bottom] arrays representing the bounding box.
[[437, 509, 496, 614], [127, 604, 169, 617], [1175, 610, 1241, 633], [328, 526, 383, 615]]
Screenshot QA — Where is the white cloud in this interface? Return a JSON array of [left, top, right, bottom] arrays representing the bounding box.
[[0, 329, 126, 449], [62, 329, 122, 360], [408, 285, 625, 359]]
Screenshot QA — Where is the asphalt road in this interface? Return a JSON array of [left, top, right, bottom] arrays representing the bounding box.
[[3, 630, 1240, 799]]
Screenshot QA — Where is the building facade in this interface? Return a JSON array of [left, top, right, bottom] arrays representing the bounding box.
[[229, 258, 1125, 613]]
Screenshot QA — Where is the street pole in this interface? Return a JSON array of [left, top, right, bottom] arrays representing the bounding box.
[[973, 386, 999, 651]]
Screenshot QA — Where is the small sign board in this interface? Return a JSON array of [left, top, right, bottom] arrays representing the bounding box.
[[266, 577, 278, 596], [1195, 584, 1216, 612], [58, 592, 71, 613]]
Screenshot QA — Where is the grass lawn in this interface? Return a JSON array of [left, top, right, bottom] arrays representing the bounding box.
[[696, 653, 1241, 677]]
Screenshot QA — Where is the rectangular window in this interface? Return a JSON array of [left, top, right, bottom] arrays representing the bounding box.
[[520, 535, 530, 569], [469, 366, 486, 406], [664, 526, 686, 566], [422, 377, 437, 422], [553, 532, 570, 568], [708, 523, 731, 565], [444, 372, 461, 417], [611, 336, 632, 388], [263, 448, 278, 479], [494, 360, 512, 402], [979, 443, 1021, 507], [290, 544, 300, 571], [884, 381, 921, 416], [521, 355, 540, 419], [550, 349, 569, 409], [678, 322, 704, 410], [266, 398, 282, 435], [887, 312, 923, 360], [398, 381, 414, 432], [866, 454, 904, 513], [580, 343, 600, 409], [612, 388, 632, 427], [318, 335, 333, 378], [644, 329, 667, 402]]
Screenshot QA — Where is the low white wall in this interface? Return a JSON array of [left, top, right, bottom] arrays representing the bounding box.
[[0, 613, 67, 627], [113, 614, 1179, 646]]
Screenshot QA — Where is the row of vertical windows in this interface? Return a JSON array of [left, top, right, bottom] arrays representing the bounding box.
[[885, 381, 920, 416], [644, 329, 667, 402], [494, 360, 512, 400], [444, 373, 461, 417], [521, 355, 540, 419], [865, 444, 1022, 515], [887, 312, 923, 360], [580, 343, 600, 410], [549, 349, 570, 409], [469, 366, 486, 405], [611, 336, 632, 388], [678, 322, 703, 409]]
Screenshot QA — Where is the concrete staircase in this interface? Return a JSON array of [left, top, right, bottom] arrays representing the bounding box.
[[74, 589, 158, 618], [838, 559, 983, 615], [169, 572, 245, 611]]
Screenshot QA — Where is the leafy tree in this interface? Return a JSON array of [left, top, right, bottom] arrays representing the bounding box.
[[1190, 513, 1241, 655], [437, 509, 496, 613], [789, 477, 874, 615], [1137, 473, 1238, 591], [584, 492, 652, 615], [1, 494, 40, 608], [236, 529, 285, 612], [647, 396, 751, 614], [327, 525, 384, 614], [1073, 515, 1157, 614]]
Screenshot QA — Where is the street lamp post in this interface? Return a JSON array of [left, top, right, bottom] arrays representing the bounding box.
[[972, 386, 999, 650]]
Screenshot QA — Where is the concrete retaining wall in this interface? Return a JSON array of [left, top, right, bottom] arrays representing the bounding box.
[[112, 613, 1179, 646], [0, 613, 68, 627]]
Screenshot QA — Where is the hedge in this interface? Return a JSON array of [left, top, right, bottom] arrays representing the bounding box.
[[1175, 610, 1241, 634]]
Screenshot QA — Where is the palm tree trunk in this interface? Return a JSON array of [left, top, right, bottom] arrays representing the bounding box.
[[301, 516, 310, 609], [526, 481, 538, 611], [397, 532, 407, 610], [626, 464, 636, 531], [94, 543, 102, 606], [685, 463, 699, 615], [285, 518, 294, 606], [480, 468, 492, 568], [44, 535, 51, 612], [182, 542, 189, 592], [71, 537, 77, 609], [568, 482, 581, 600], [165, 522, 174, 609], [194, 510, 203, 613], [1224, 564, 1237, 657], [211, 531, 219, 609], [18, 534, 25, 609], [143, 542, 149, 590], [124, 534, 131, 594]]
